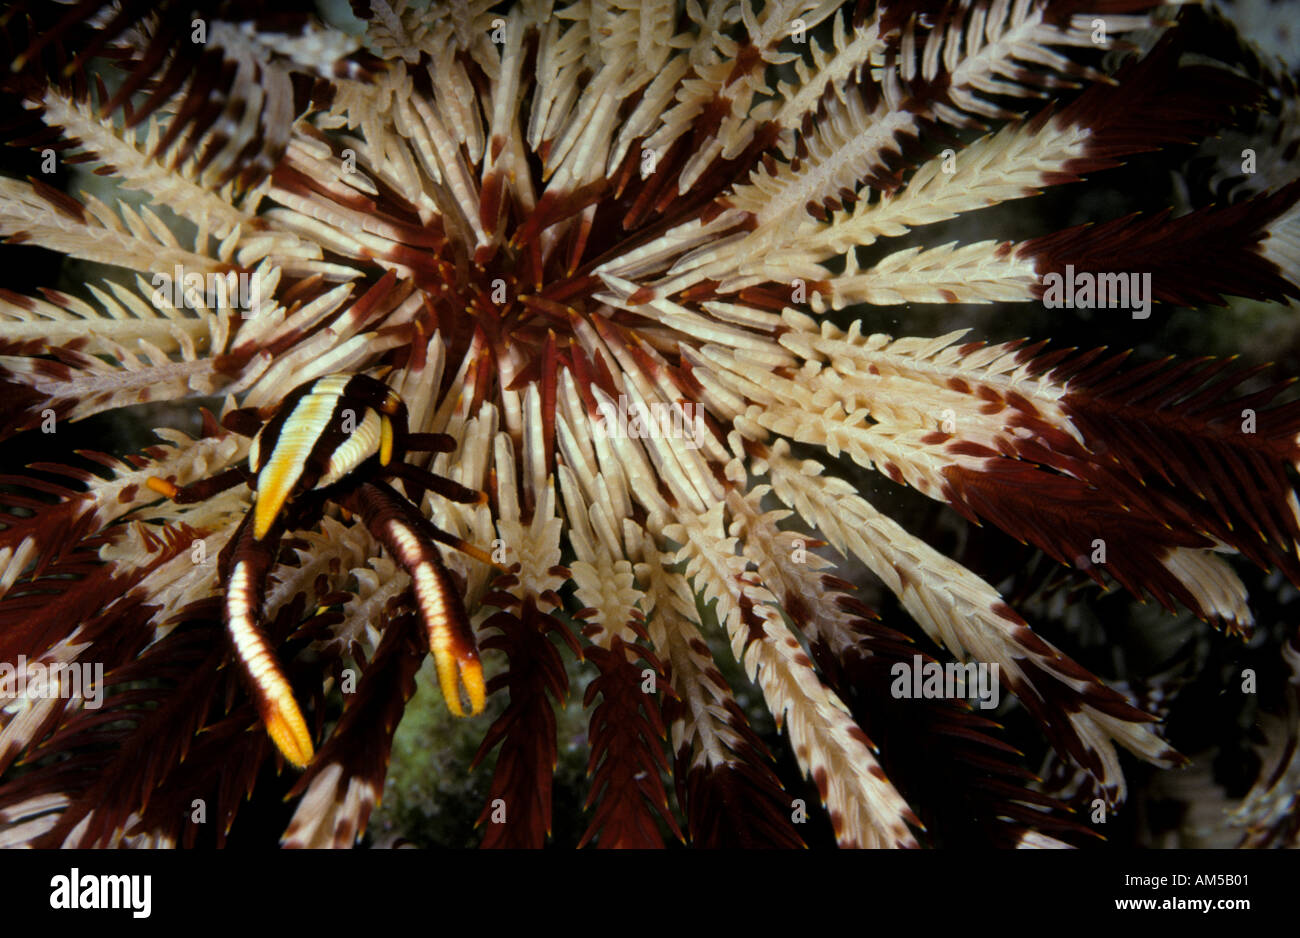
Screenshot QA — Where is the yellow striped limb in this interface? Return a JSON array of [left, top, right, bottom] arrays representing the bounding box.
[[341, 481, 490, 718], [221, 513, 316, 768], [386, 515, 486, 716]]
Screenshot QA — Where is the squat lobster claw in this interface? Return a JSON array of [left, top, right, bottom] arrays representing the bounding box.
[[146, 373, 500, 768]]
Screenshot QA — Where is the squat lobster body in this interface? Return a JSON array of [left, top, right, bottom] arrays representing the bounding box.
[[147, 373, 493, 769], [247, 373, 399, 541]]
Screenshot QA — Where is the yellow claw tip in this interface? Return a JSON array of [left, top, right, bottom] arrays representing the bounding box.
[[436, 654, 486, 717], [266, 707, 315, 769], [465, 668, 487, 715], [460, 654, 487, 715], [265, 711, 313, 763]]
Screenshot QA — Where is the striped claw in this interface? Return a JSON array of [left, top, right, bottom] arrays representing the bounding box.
[[224, 519, 316, 768], [385, 512, 486, 716], [343, 482, 489, 719]]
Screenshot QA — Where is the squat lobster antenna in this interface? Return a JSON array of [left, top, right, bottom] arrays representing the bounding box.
[[145, 467, 248, 504], [145, 477, 179, 499], [442, 535, 506, 572]]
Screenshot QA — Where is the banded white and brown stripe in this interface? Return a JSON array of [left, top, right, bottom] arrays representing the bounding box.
[[249, 374, 398, 540], [223, 514, 315, 768], [342, 482, 486, 718]]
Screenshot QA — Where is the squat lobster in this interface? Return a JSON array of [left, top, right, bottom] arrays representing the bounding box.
[[147, 373, 496, 768]]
